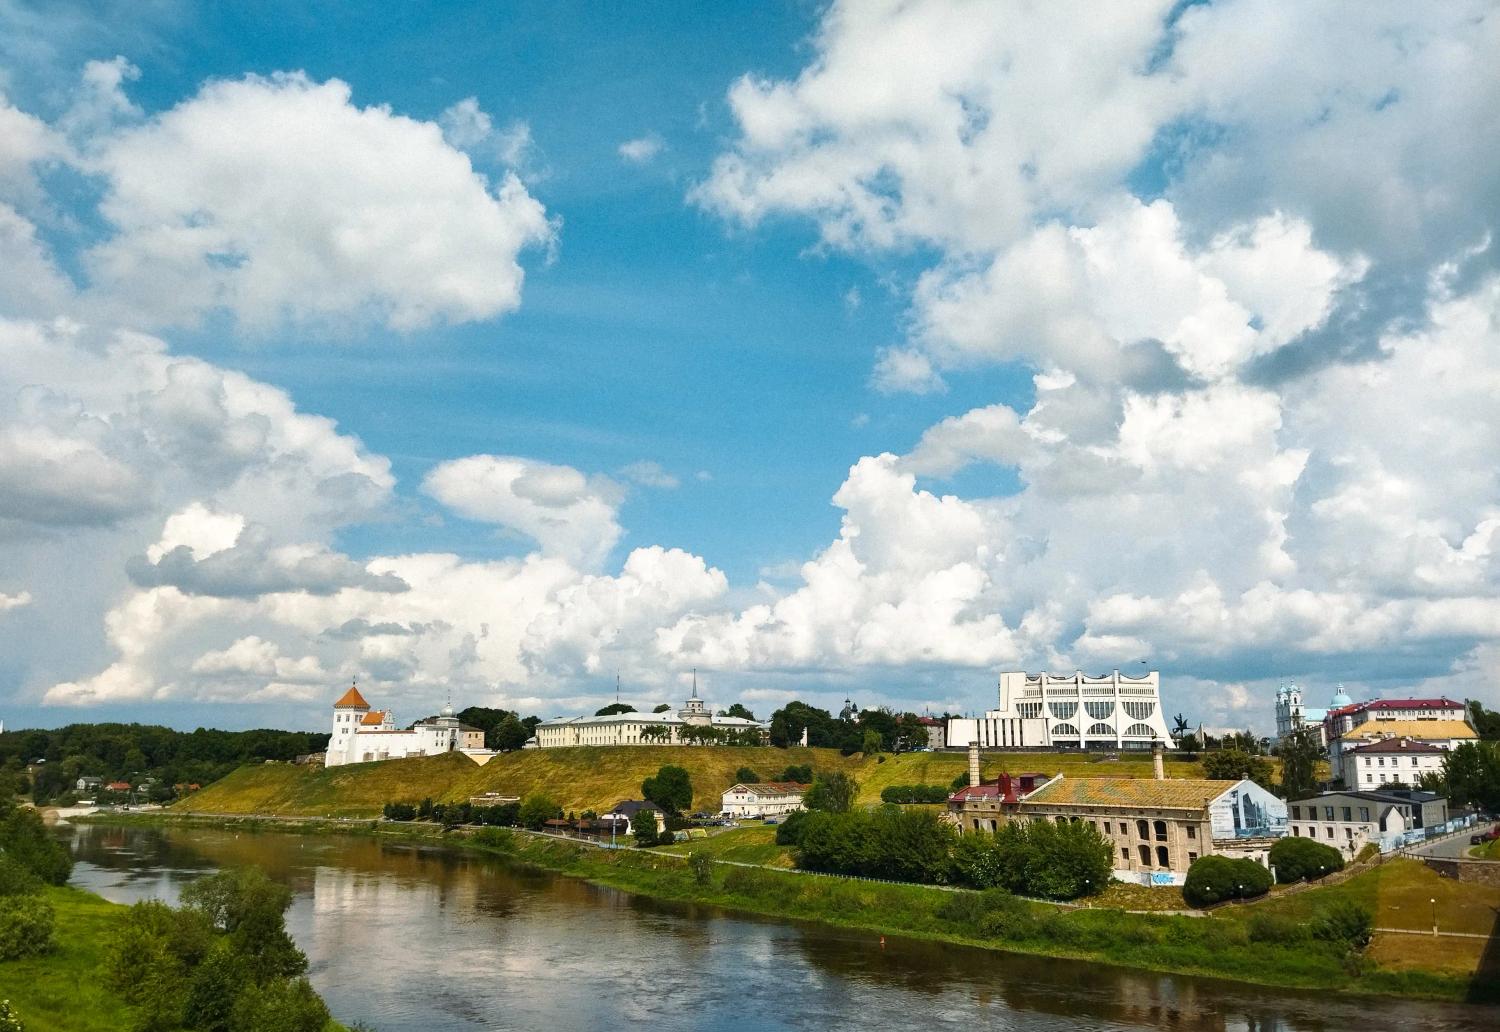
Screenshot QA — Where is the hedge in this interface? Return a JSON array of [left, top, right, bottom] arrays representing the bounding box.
[[1183, 855, 1273, 906], [1268, 836, 1345, 882]]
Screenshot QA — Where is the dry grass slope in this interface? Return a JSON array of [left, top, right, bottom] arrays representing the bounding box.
[[178, 746, 1219, 818]]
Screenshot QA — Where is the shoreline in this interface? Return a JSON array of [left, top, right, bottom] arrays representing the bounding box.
[[73, 810, 1496, 1007]]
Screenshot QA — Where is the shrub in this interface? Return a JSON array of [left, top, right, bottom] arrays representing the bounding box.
[[1269, 836, 1344, 882], [804, 772, 859, 813], [1247, 912, 1309, 944], [518, 794, 559, 831], [0, 1000, 21, 1032], [774, 810, 810, 847], [381, 802, 417, 822], [1182, 855, 1272, 906], [472, 827, 514, 850], [949, 821, 1111, 900], [779, 764, 813, 785], [0, 896, 53, 960], [734, 767, 760, 785], [688, 851, 713, 887], [630, 809, 660, 847], [228, 977, 329, 1032], [1311, 900, 1373, 949], [641, 765, 693, 816], [0, 804, 72, 885], [880, 784, 951, 804], [0, 856, 40, 898]]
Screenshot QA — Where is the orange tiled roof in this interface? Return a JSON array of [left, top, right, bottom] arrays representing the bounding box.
[[334, 684, 370, 709], [359, 710, 386, 726]]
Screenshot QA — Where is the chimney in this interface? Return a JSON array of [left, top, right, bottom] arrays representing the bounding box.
[[1152, 741, 1165, 781], [968, 739, 981, 788]]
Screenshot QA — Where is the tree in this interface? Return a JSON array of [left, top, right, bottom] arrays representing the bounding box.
[[1183, 855, 1271, 906], [1277, 729, 1321, 799], [0, 895, 54, 960], [768, 701, 836, 748], [780, 764, 813, 784], [724, 703, 756, 721], [1269, 836, 1344, 882], [860, 729, 883, 756], [642, 765, 693, 815], [734, 766, 760, 784], [639, 725, 672, 743], [0, 801, 72, 885], [804, 771, 858, 813], [630, 808, 660, 847], [652, 704, 672, 713], [181, 868, 304, 981], [227, 976, 329, 1032], [1466, 699, 1500, 740], [1440, 741, 1500, 811], [594, 703, 636, 717], [1201, 748, 1274, 790], [492, 714, 529, 752], [518, 793, 559, 830]]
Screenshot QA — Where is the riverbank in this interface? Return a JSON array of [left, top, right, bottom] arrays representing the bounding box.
[[80, 811, 1498, 1006], [0, 882, 350, 1032]]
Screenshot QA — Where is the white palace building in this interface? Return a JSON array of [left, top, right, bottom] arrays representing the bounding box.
[[945, 670, 1175, 751], [529, 682, 768, 748]]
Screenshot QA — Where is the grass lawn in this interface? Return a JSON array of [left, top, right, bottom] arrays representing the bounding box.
[[1092, 880, 1190, 911], [1469, 837, 1500, 860], [660, 825, 794, 867], [0, 886, 349, 1032]]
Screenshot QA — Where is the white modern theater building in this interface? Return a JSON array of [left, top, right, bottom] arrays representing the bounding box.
[[945, 670, 1175, 751]]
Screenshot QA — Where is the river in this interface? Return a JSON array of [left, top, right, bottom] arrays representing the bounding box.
[[58, 822, 1492, 1032]]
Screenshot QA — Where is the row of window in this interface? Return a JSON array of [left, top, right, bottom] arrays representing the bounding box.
[[1050, 815, 1197, 842], [1360, 756, 1425, 767], [1289, 804, 1371, 823], [1119, 844, 1192, 868], [1049, 722, 1160, 737], [1290, 825, 1357, 843]]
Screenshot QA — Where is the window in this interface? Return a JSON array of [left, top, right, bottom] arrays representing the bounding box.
[[1138, 844, 1151, 867], [1411, 757, 1419, 767], [1325, 827, 1334, 839], [1359, 807, 1370, 822], [1378, 757, 1385, 767], [1345, 828, 1353, 840], [1123, 723, 1157, 737], [1121, 847, 1129, 861], [1156, 846, 1170, 867], [1154, 820, 1167, 842], [1103, 821, 1111, 834], [1290, 805, 1300, 820], [1365, 774, 1373, 784], [1363, 757, 1370, 766], [1086, 723, 1115, 736], [1187, 851, 1198, 864], [1292, 825, 1300, 837], [1324, 806, 1335, 821], [1136, 819, 1149, 839], [1341, 807, 1352, 822], [1186, 825, 1196, 840]]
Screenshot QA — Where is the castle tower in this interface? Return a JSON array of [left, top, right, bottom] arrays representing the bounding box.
[[328, 680, 371, 768], [679, 669, 711, 726]]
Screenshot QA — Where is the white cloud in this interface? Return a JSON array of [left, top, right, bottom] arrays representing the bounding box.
[[0, 591, 31, 614], [618, 134, 664, 164], [422, 455, 623, 569], [620, 461, 679, 490], [82, 72, 554, 331], [439, 96, 534, 167]]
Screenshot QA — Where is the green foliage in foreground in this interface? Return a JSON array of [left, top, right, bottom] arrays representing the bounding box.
[[105, 868, 327, 1032], [949, 819, 1113, 900], [797, 807, 954, 884], [1269, 836, 1344, 883]]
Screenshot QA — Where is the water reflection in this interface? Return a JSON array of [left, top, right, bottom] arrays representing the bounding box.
[[59, 824, 1494, 1032]]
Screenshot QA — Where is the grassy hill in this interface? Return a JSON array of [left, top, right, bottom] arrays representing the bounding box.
[[175, 746, 1212, 819]]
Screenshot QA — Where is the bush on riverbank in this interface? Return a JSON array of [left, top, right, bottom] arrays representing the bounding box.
[[1269, 836, 1344, 882], [105, 868, 328, 1032], [1183, 855, 1273, 906], [948, 820, 1113, 900], [796, 806, 954, 883]]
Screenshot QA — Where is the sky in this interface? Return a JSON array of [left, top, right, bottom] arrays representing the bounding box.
[[1, 0, 1499, 735]]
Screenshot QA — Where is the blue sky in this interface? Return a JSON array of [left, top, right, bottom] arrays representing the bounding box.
[[1, 1, 1498, 733]]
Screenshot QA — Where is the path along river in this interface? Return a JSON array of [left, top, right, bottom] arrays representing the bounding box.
[[58, 822, 1493, 1032]]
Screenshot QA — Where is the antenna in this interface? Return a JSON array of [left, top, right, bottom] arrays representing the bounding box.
[[616, 672, 621, 704]]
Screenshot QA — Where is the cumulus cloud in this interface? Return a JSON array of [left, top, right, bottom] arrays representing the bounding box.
[[126, 530, 409, 599], [0, 591, 32, 614], [422, 455, 623, 568], [81, 71, 553, 331], [620, 461, 679, 489]]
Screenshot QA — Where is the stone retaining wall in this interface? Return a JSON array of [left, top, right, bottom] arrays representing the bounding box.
[[1421, 856, 1500, 887]]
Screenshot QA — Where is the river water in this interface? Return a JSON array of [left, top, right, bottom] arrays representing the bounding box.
[[58, 823, 1492, 1032]]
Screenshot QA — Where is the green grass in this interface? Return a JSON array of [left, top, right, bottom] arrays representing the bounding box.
[[1469, 837, 1500, 860], [0, 886, 349, 1032], [660, 825, 794, 867], [177, 746, 1226, 820]]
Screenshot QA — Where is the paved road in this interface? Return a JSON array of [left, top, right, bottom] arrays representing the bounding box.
[[1408, 821, 1497, 859]]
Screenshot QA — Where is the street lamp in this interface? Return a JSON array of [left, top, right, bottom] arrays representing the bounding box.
[[1431, 897, 1438, 937]]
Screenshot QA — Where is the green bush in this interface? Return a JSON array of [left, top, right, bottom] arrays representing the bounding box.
[[0, 896, 53, 960], [1268, 836, 1344, 882], [879, 784, 951, 804], [1182, 855, 1272, 906], [1247, 911, 1309, 944], [0, 856, 40, 899], [228, 977, 329, 1032], [519, 793, 560, 831], [795, 807, 955, 883], [0, 999, 22, 1032], [1311, 900, 1373, 949], [382, 802, 417, 821], [0, 804, 72, 886], [774, 810, 810, 846], [949, 821, 1111, 900]]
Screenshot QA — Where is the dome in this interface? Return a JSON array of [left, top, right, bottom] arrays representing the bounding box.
[[441, 701, 455, 718], [1329, 683, 1353, 708]]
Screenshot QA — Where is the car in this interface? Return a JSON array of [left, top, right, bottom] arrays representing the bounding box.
[[1473, 834, 1486, 845]]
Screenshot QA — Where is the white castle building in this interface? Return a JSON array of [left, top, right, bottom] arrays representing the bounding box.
[[945, 670, 1175, 751], [529, 681, 768, 748], [325, 682, 487, 767]]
